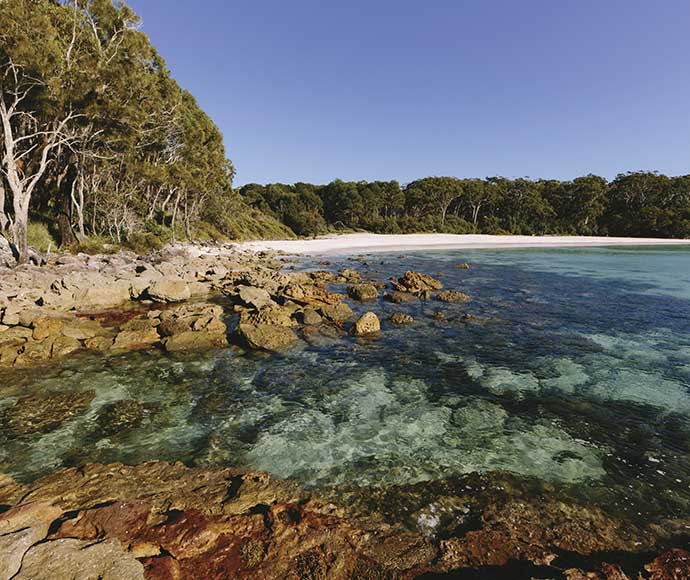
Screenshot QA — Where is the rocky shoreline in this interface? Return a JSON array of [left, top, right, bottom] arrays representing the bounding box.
[[1, 243, 689, 579], [0, 461, 688, 579]]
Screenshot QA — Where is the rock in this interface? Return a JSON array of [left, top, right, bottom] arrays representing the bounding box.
[[146, 277, 191, 303], [0, 235, 16, 267], [85, 335, 114, 352], [14, 537, 144, 580], [0, 391, 95, 437], [389, 313, 414, 325], [0, 325, 32, 348], [31, 316, 65, 341], [455, 262, 471, 269], [351, 312, 380, 336], [437, 290, 471, 303], [60, 318, 103, 340], [50, 335, 82, 357], [301, 308, 322, 326], [95, 400, 150, 436], [241, 305, 296, 328], [162, 330, 228, 352], [347, 284, 379, 301], [280, 284, 343, 306], [112, 327, 160, 350], [237, 285, 276, 309], [432, 310, 446, 321], [393, 271, 443, 294], [319, 302, 354, 323], [0, 502, 64, 580], [385, 291, 418, 304], [73, 281, 132, 309], [238, 323, 298, 352], [645, 548, 690, 580], [338, 268, 362, 283]]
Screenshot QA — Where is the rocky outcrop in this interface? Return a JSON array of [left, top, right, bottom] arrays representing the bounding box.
[[393, 271, 443, 295], [351, 312, 380, 335], [0, 463, 686, 580], [146, 277, 191, 302]]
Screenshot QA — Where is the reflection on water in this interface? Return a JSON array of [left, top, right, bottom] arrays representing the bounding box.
[[2, 246, 690, 526]]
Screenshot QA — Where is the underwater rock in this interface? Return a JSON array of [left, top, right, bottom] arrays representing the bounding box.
[[0, 391, 95, 437], [455, 262, 471, 269], [95, 399, 151, 436], [645, 548, 690, 580], [347, 283, 379, 301], [384, 290, 417, 304], [389, 312, 414, 325], [436, 290, 471, 303], [351, 312, 380, 335]]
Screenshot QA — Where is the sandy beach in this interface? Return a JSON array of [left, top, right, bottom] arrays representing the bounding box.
[[240, 233, 690, 256]]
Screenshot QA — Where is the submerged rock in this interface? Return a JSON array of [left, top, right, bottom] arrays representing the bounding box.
[[95, 399, 151, 436], [437, 289, 471, 303], [351, 312, 380, 335], [0, 391, 95, 437], [389, 312, 414, 325]]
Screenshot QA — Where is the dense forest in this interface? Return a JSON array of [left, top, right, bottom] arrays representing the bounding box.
[[0, 0, 289, 264], [1, 1, 688, 265], [240, 172, 690, 239]]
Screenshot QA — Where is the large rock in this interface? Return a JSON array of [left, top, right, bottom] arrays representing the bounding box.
[[389, 312, 414, 325], [238, 323, 298, 352], [146, 277, 191, 303], [73, 280, 132, 309], [393, 271, 443, 295], [162, 330, 228, 352], [237, 285, 277, 309], [347, 284, 379, 301], [112, 327, 160, 350], [351, 312, 380, 336], [319, 302, 354, 323]]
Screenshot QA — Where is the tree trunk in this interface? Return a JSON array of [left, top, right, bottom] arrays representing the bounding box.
[[0, 178, 8, 233], [57, 163, 78, 247], [13, 197, 30, 264]]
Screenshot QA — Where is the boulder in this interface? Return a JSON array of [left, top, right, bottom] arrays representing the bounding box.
[[73, 281, 132, 309], [351, 312, 380, 336], [319, 302, 354, 323], [300, 308, 322, 326], [455, 262, 471, 269], [237, 285, 276, 309], [347, 284, 379, 301], [241, 305, 296, 328], [146, 277, 191, 303], [162, 330, 228, 352], [280, 283, 343, 306], [31, 316, 65, 341], [84, 335, 114, 352], [437, 290, 471, 303], [389, 313, 414, 325], [393, 271, 443, 295], [112, 327, 160, 350], [338, 268, 362, 283], [238, 323, 298, 352]]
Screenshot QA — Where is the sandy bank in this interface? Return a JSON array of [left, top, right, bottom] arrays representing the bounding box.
[[239, 233, 690, 256]]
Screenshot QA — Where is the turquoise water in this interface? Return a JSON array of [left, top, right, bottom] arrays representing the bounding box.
[[2, 246, 690, 524]]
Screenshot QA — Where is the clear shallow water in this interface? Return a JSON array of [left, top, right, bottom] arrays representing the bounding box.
[[2, 246, 690, 524]]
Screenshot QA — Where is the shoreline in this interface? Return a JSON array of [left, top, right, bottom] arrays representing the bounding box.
[[239, 233, 690, 255]]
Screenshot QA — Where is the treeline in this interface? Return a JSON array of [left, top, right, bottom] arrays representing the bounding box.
[[0, 0, 285, 263], [240, 172, 690, 238]]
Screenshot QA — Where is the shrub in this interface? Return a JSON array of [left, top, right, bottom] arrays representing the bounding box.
[[27, 221, 58, 253]]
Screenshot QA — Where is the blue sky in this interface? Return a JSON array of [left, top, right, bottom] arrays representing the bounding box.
[[128, 0, 690, 186]]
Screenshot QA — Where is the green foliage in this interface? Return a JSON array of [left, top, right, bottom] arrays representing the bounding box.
[[27, 222, 58, 253], [239, 172, 690, 239], [76, 236, 120, 255], [124, 231, 165, 254]]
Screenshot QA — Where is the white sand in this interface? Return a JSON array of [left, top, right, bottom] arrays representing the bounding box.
[[239, 233, 690, 256]]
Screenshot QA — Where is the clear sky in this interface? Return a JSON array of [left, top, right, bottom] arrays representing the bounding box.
[[127, 0, 690, 186]]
